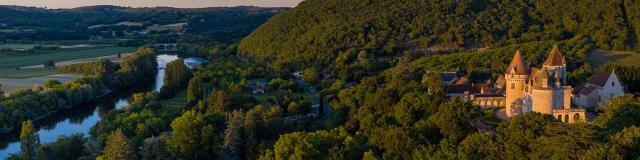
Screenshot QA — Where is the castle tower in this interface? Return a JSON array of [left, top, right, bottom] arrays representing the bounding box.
[[505, 50, 530, 117], [542, 45, 567, 85]]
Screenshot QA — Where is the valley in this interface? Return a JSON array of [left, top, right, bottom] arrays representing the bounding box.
[[1, 1, 640, 160]]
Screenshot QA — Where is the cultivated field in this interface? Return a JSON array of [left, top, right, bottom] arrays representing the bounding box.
[[145, 22, 186, 32], [0, 68, 59, 79], [0, 45, 137, 93], [0, 44, 55, 50], [0, 74, 80, 93], [588, 49, 640, 67], [0, 46, 136, 69], [21, 52, 133, 69]]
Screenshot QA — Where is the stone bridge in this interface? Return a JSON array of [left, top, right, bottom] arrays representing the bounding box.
[[155, 43, 178, 52]]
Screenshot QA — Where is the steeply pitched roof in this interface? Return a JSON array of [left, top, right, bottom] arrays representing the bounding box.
[[507, 50, 529, 75], [587, 71, 611, 87], [543, 45, 566, 66], [441, 72, 458, 82], [579, 86, 598, 95]]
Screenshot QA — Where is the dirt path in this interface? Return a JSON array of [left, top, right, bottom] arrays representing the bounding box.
[[21, 53, 133, 69]]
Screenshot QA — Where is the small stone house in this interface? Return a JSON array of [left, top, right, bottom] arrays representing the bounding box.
[[574, 71, 625, 108]]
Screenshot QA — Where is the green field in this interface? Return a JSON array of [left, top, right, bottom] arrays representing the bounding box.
[[0, 46, 136, 69], [145, 23, 186, 32], [0, 44, 53, 50], [0, 68, 59, 79], [588, 49, 640, 67]]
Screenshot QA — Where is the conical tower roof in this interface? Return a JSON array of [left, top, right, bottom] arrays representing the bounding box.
[[507, 50, 529, 75], [544, 45, 566, 66]]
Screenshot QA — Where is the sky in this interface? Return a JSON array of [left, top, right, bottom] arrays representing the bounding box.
[[0, 0, 303, 8]]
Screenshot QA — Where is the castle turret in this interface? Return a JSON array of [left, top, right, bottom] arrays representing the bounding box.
[[505, 50, 530, 117], [542, 45, 567, 84]]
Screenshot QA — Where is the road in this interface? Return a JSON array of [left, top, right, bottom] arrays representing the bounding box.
[[294, 78, 332, 121]]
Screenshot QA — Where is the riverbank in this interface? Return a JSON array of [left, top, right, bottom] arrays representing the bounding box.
[[0, 88, 115, 134], [0, 54, 206, 158]]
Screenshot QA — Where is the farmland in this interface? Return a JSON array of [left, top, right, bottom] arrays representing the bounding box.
[[0, 46, 135, 79], [0, 44, 55, 50], [0, 74, 79, 93], [0, 46, 135, 69]]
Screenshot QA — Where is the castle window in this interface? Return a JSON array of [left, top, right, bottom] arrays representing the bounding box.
[[612, 82, 615, 86], [511, 83, 515, 89]]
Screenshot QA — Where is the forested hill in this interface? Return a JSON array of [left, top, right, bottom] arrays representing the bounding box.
[[238, 0, 640, 68], [0, 5, 286, 41]]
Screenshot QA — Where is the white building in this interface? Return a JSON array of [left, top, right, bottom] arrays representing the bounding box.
[[574, 71, 625, 108]]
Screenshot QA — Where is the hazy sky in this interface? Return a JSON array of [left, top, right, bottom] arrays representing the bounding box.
[[0, 0, 303, 8]]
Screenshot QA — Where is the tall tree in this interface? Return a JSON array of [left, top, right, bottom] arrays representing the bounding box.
[[102, 129, 136, 160], [20, 120, 39, 159], [160, 59, 192, 98], [207, 90, 229, 114], [223, 111, 245, 160], [187, 76, 204, 103]]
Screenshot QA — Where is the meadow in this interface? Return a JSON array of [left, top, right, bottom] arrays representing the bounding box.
[[588, 49, 640, 67]]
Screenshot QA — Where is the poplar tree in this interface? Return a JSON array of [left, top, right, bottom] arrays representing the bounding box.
[[20, 120, 39, 159], [187, 76, 203, 103], [207, 90, 229, 114]]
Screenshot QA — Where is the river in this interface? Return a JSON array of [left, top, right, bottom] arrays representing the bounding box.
[[0, 54, 207, 158]]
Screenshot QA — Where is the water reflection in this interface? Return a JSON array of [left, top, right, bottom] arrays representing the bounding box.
[[0, 54, 206, 157]]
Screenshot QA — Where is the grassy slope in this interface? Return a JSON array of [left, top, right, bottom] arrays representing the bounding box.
[[588, 49, 640, 67]]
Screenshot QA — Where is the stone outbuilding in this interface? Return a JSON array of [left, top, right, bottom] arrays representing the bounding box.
[[574, 71, 625, 108]]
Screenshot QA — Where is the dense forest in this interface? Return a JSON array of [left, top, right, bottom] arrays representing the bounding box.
[[0, 5, 283, 45], [5, 0, 640, 159], [238, 0, 640, 70]]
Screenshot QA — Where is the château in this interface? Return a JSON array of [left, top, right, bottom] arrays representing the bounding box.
[[505, 45, 585, 123]]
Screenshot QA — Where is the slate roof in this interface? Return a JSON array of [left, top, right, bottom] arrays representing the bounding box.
[[441, 72, 458, 82], [445, 84, 479, 94], [587, 71, 611, 87], [579, 86, 598, 95]]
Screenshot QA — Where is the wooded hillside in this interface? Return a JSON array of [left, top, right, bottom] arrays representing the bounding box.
[[238, 0, 640, 68]]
